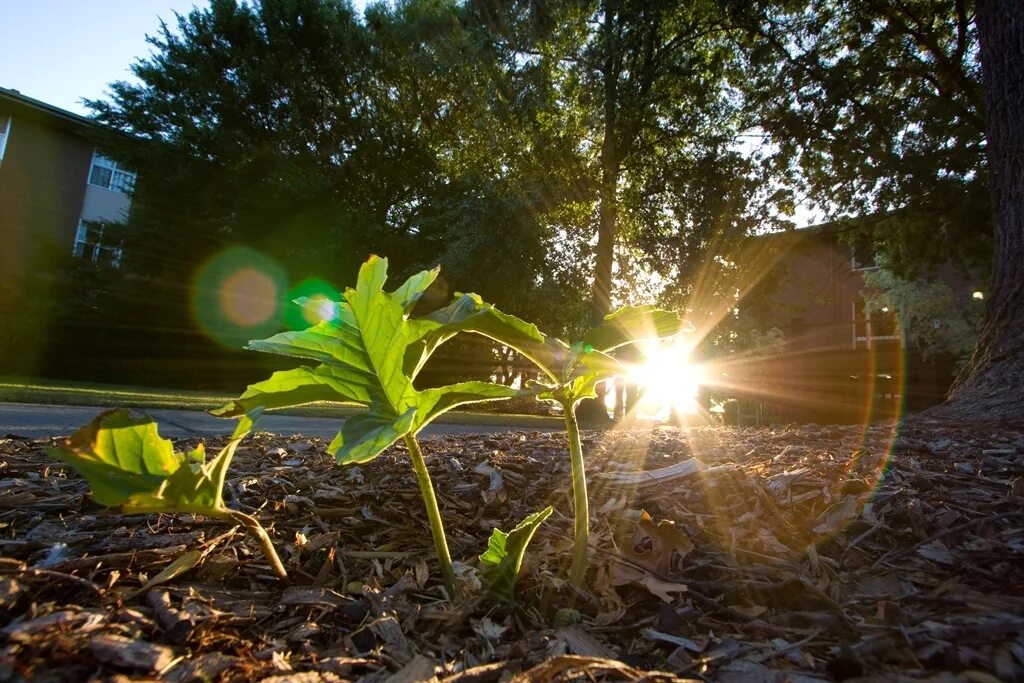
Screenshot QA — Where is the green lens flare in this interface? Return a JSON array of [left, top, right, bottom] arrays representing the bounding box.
[[284, 278, 342, 330]]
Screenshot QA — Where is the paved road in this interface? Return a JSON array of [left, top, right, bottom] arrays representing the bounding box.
[[0, 402, 547, 439]]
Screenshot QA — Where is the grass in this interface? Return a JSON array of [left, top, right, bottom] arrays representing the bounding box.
[[0, 377, 562, 428]]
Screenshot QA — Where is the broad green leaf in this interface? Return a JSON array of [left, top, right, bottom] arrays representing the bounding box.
[[46, 409, 248, 513], [414, 381, 521, 429], [479, 506, 553, 604], [218, 256, 527, 466], [391, 266, 440, 313], [212, 365, 377, 417], [47, 409, 179, 506], [580, 305, 686, 353], [125, 434, 242, 511], [331, 408, 418, 464], [403, 293, 559, 380]]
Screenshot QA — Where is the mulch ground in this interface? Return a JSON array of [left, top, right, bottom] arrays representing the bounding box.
[[1, 418, 1023, 682]]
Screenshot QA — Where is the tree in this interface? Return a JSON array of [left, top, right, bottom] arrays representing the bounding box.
[[734, 0, 1024, 420], [930, 0, 1024, 421], [472, 1, 761, 321], [83, 0, 598, 388], [735, 0, 989, 278], [861, 263, 982, 365]]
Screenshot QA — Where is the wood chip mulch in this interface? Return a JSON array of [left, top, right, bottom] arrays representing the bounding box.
[[1, 418, 1023, 682]]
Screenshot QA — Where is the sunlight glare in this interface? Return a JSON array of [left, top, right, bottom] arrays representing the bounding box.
[[628, 341, 705, 420]]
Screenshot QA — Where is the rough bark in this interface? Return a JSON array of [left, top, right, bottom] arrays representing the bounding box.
[[927, 0, 1024, 421]]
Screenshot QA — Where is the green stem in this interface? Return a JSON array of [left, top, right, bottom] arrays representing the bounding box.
[[404, 434, 457, 598], [124, 504, 289, 581], [218, 509, 289, 581], [564, 403, 589, 587]]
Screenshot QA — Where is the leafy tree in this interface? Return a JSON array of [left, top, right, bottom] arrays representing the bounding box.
[[734, 0, 1023, 420], [862, 264, 981, 365], [471, 0, 767, 322], [88, 0, 375, 279], [733, 0, 988, 277], [84, 0, 594, 387]]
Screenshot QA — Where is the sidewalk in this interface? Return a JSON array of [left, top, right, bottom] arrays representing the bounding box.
[[0, 402, 556, 439]]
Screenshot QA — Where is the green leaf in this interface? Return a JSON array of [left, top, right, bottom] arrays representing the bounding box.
[[479, 506, 553, 604], [391, 266, 440, 313], [414, 381, 521, 429], [403, 292, 559, 380], [46, 409, 179, 506], [212, 365, 376, 417], [46, 409, 249, 514], [218, 256, 526, 466], [580, 305, 686, 353], [331, 408, 418, 464]]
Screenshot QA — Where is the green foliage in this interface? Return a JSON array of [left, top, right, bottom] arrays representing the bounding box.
[[46, 409, 286, 579], [479, 506, 553, 604], [463, 303, 685, 586], [214, 255, 536, 463], [217, 254, 551, 597], [47, 409, 233, 511], [526, 306, 687, 408], [734, 0, 988, 276], [862, 265, 982, 365]]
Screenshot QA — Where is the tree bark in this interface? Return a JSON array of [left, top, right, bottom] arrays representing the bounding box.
[[927, 0, 1024, 421]]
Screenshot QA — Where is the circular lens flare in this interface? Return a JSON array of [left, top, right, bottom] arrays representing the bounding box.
[[192, 247, 286, 350], [218, 268, 278, 326]]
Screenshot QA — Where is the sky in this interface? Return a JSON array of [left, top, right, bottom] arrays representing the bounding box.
[[1, 0, 367, 117]]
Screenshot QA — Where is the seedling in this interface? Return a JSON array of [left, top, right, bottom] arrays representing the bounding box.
[[465, 306, 686, 586], [46, 409, 287, 580], [214, 256, 546, 597], [479, 506, 553, 604]]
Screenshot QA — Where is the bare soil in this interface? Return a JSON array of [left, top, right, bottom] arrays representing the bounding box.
[[1, 419, 1023, 682]]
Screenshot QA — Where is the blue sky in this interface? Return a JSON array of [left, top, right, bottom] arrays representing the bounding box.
[[1, 1, 368, 116]]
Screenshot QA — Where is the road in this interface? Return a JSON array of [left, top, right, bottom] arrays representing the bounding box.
[[0, 402, 549, 439]]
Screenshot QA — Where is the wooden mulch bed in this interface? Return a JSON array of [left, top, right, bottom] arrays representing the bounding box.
[[1, 418, 1023, 682]]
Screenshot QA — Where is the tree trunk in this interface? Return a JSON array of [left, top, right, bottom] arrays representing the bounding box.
[[928, 0, 1024, 421], [579, 0, 621, 424], [590, 0, 620, 326]]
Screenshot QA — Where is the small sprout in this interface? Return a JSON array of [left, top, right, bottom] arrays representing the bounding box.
[[479, 506, 553, 604], [462, 305, 687, 586]]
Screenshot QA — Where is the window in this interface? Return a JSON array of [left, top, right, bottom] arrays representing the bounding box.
[[852, 298, 900, 350], [0, 115, 10, 164], [851, 243, 878, 271], [87, 153, 136, 194], [73, 220, 122, 267]]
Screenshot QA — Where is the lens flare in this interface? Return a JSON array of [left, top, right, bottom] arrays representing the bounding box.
[[192, 247, 286, 350], [218, 268, 278, 326], [284, 278, 343, 330]]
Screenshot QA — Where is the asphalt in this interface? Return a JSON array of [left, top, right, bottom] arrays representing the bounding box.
[[0, 402, 553, 440]]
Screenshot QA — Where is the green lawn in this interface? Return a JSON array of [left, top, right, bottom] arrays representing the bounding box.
[[0, 377, 561, 428]]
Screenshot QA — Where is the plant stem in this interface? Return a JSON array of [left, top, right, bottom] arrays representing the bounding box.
[[564, 403, 589, 587], [219, 509, 289, 581], [404, 433, 457, 598]]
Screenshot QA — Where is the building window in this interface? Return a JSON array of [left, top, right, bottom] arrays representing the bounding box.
[[851, 244, 878, 271], [87, 153, 136, 194], [852, 298, 901, 350], [0, 115, 11, 164], [73, 220, 122, 267]]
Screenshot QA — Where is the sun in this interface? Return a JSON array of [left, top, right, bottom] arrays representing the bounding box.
[[624, 340, 706, 420]]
